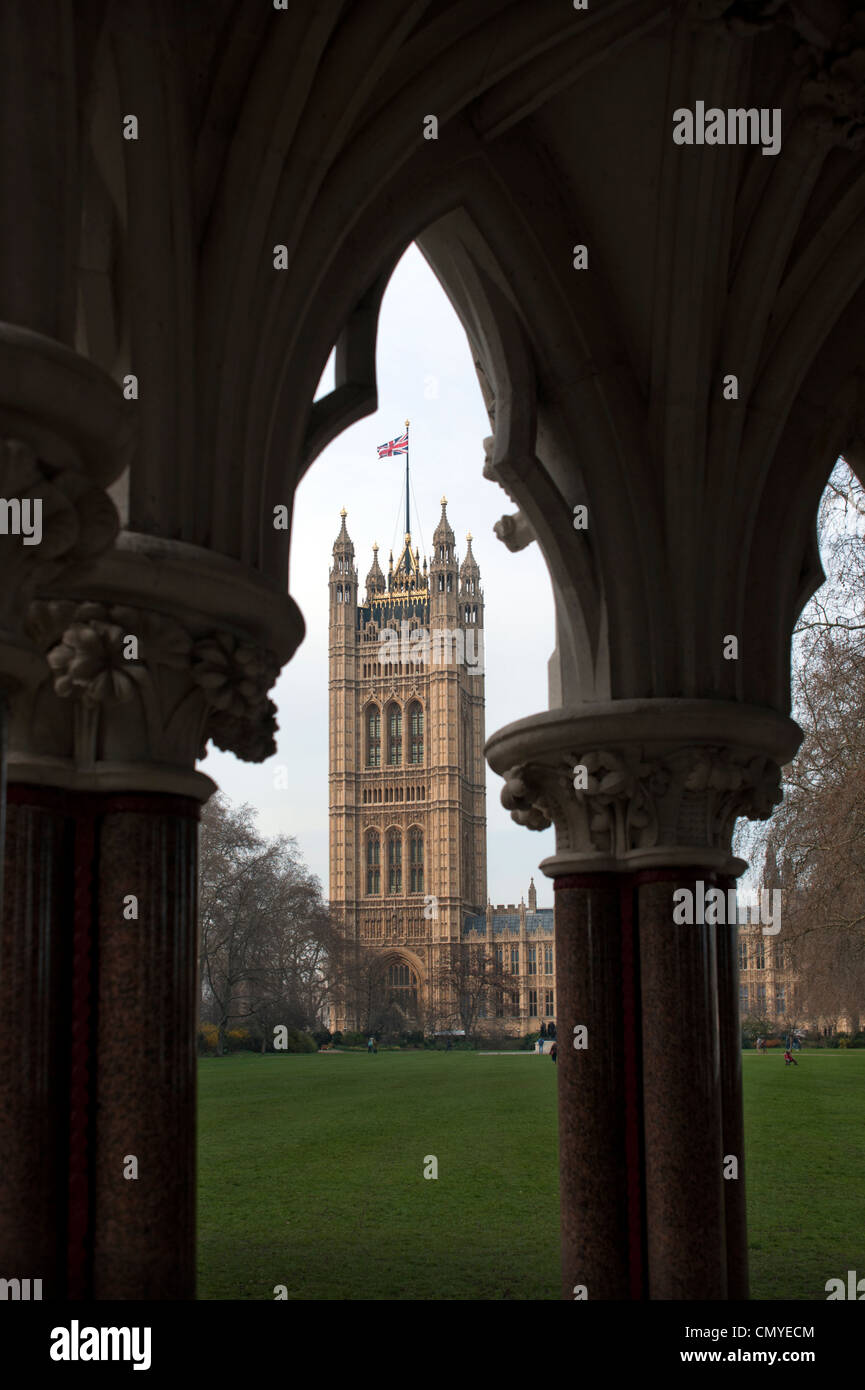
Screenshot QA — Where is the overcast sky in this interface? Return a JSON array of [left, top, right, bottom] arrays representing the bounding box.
[[199, 244, 557, 906]]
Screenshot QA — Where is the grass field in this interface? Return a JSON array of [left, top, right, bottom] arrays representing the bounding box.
[[742, 1051, 865, 1299], [197, 1050, 865, 1300]]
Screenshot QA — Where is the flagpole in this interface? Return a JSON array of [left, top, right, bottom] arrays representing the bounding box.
[[406, 417, 411, 536]]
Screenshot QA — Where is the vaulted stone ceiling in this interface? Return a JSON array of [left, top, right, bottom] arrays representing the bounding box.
[[65, 0, 865, 721]]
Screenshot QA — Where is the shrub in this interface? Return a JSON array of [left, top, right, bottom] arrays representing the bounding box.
[[312, 1028, 332, 1047], [198, 1022, 219, 1055], [275, 1029, 316, 1053], [331, 1031, 343, 1046]]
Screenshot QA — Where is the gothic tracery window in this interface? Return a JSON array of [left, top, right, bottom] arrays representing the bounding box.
[[409, 828, 423, 894], [387, 961, 418, 1013], [366, 705, 381, 767], [387, 831, 402, 894], [408, 701, 424, 764], [366, 832, 380, 895], [387, 702, 402, 766]]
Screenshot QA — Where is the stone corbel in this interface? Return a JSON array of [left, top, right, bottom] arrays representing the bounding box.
[[493, 510, 536, 553]]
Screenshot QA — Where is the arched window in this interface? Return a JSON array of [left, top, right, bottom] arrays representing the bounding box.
[[387, 702, 402, 766], [463, 713, 472, 769], [409, 829, 423, 893], [366, 833, 380, 894], [336, 585, 342, 603], [366, 706, 381, 767], [387, 831, 402, 894], [408, 701, 424, 764], [387, 961, 418, 1013], [446, 574, 452, 592]]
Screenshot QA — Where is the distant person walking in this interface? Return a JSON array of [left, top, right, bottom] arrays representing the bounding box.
[[784, 1048, 798, 1066], [367, 1036, 374, 1054], [550, 1041, 558, 1064], [537, 1035, 544, 1055]]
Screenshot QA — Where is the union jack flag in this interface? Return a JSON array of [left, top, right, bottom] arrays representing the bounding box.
[[377, 432, 408, 458]]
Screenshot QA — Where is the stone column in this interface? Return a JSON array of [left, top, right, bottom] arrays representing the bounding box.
[[4, 535, 303, 1298], [490, 699, 800, 1300], [716, 873, 749, 1300], [0, 332, 131, 1293], [553, 873, 635, 1298]]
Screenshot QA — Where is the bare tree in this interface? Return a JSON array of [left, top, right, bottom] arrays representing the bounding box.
[[737, 461, 865, 1029], [198, 795, 336, 1052], [429, 942, 518, 1039]]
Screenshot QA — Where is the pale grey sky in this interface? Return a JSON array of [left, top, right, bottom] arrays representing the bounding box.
[[199, 244, 557, 906]]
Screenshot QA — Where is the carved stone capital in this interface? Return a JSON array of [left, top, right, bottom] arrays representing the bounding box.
[[488, 700, 802, 876], [7, 534, 303, 798], [690, 2, 865, 149], [0, 327, 132, 693], [798, 20, 865, 149]]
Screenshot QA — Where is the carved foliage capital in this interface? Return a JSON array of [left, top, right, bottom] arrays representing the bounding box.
[[0, 439, 118, 628], [501, 742, 783, 870], [19, 600, 280, 768]]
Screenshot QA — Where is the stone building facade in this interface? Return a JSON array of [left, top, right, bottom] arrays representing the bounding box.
[[462, 883, 556, 1035], [329, 499, 488, 1032], [328, 497, 557, 1035], [737, 927, 794, 1029], [737, 925, 861, 1037]]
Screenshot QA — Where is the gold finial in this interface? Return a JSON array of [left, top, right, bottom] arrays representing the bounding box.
[[405, 531, 411, 545], [441, 495, 447, 507], [405, 418, 410, 428], [372, 541, 378, 552], [340, 507, 347, 517], [466, 531, 473, 541]]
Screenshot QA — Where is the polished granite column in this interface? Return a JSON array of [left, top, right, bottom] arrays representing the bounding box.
[[488, 699, 801, 1300], [4, 540, 302, 1298], [716, 873, 749, 1300], [636, 871, 726, 1299], [0, 786, 75, 1296], [91, 794, 200, 1300], [1, 787, 200, 1299], [554, 873, 643, 1300]]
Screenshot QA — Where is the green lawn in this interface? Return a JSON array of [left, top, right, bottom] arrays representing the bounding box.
[[742, 1051, 865, 1299], [197, 1049, 865, 1300]]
